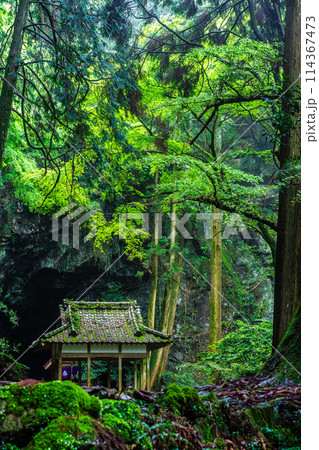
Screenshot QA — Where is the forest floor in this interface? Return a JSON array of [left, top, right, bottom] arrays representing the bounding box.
[[0, 375, 301, 449]]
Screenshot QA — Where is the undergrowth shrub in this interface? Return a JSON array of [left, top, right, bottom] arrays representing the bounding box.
[[101, 399, 152, 448], [163, 321, 272, 385]]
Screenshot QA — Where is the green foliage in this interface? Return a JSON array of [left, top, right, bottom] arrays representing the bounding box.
[[260, 427, 300, 450], [101, 399, 140, 419], [163, 361, 212, 387], [140, 420, 196, 449], [0, 382, 103, 448], [164, 321, 272, 385], [259, 399, 301, 450], [277, 158, 301, 203], [0, 301, 18, 327], [100, 283, 126, 302], [195, 396, 227, 445], [0, 0, 283, 275], [101, 399, 151, 448], [0, 383, 152, 448], [102, 413, 131, 441], [222, 239, 274, 324], [204, 320, 272, 378], [0, 445, 20, 450], [0, 338, 26, 381], [93, 202, 150, 259]]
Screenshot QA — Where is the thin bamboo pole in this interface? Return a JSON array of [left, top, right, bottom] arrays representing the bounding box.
[[146, 351, 150, 391], [107, 360, 111, 389], [118, 344, 122, 391], [87, 344, 91, 388], [134, 360, 137, 389], [78, 360, 82, 386]]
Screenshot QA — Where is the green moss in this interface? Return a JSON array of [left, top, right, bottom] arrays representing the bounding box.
[[4, 381, 101, 417], [25, 415, 97, 450], [264, 303, 301, 383], [160, 383, 204, 418], [1, 408, 63, 435], [0, 381, 101, 443], [245, 404, 275, 429]]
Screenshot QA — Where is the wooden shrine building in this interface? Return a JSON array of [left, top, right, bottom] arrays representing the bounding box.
[[38, 300, 172, 390]]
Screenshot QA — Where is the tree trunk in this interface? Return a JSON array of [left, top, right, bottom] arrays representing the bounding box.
[[209, 122, 222, 347], [272, 0, 301, 348], [0, 0, 29, 170], [148, 171, 159, 328], [157, 248, 183, 381], [264, 302, 300, 382], [150, 203, 183, 389], [209, 205, 222, 347]]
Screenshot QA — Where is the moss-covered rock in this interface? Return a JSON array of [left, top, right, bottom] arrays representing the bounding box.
[[245, 403, 275, 429], [160, 383, 204, 419], [0, 381, 101, 446], [1, 380, 101, 419], [25, 415, 97, 450]]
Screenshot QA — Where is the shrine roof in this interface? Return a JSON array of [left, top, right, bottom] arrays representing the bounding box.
[[40, 300, 171, 349]]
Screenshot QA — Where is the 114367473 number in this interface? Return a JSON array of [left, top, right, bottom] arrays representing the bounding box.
[[306, 16, 316, 83]]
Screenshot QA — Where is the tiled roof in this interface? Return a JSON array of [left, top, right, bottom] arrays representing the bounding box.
[[41, 300, 171, 348]]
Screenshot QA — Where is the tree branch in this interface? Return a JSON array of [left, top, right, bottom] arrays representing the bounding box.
[[136, 0, 203, 48]]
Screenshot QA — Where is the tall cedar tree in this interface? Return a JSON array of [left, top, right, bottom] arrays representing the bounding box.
[[0, 0, 29, 170], [273, 0, 301, 348]]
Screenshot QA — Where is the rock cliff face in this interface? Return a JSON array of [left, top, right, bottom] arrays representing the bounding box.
[[0, 186, 273, 380]]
